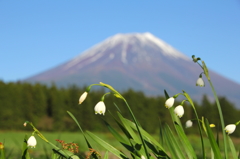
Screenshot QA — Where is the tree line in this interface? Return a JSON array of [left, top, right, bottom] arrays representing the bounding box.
[[1, 80, 240, 136]]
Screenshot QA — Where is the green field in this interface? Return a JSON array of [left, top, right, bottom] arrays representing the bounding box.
[[0, 131, 123, 159], [1, 131, 240, 159]]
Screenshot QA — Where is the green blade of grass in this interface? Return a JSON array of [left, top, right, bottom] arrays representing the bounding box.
[[67, 111, 98, 159], [103, 151, 109, 159], [21, 135, 30, 159], [117, 112, 141, 144], [204, 119, 222, 159], [86, 131, 128, 159], [174, 121, 197, 159], [227, 135, 238, 159], [163, 125, 186, 159], [102, 119, 129, 145], [120, 114, 170, 158]]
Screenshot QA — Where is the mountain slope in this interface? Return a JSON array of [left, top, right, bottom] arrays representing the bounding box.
[[25, 32, 240, 107]]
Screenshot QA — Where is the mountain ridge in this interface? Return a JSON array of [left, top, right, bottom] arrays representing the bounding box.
[[25, 32, 240, 108]]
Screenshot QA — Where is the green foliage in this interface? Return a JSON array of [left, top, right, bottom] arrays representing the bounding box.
[[0, 81, 240, 136]]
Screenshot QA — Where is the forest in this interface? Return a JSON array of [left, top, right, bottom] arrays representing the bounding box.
[[1, 80, 240, 136]]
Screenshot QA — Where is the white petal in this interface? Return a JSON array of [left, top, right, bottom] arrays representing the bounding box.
[[186, 120, 193, 128], [225, 124, 236, 135], [165, 97, 175, 108], [174, 105, 184, 118], [27, 136, 37, 148], [94, 101, 106, 115], [141, 155, 146, 159], [196, 78, 205, 87], [79, 92, 88, 104]]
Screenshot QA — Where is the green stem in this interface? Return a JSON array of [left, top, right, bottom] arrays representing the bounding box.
[[208, 80, 227, 158], [122, 98, 150, 159], [98, 82, 149, 158], [192, 105, 206, 158]]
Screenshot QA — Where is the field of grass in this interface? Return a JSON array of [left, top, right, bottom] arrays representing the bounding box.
[[0, 131, 123, 159], [1, 131, 240, 159]]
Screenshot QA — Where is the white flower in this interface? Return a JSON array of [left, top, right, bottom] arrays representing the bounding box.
[[94, 101, 106, 115], [27, 136, 37, 148], [141, 155, 146, 159], [174, 105, 184, 118], [165, 97, 175, 108], [225, 124, 236, 135], [79, 92, 88, 104], [185, 120, 193, 128], [196, 77, 205, 87]]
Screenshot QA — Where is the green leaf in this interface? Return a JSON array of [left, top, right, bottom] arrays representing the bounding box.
[[67, 111, 94, 149], [21, 135, 30, 159], [163, 125, 186, 159], [109, 111, 132, 140], [202, 60, 210, 80], [227, 135, 238, 159], [117, 112, 141, 144], [204, 119, 222, 159], [164, 90, 170, 99], [122, 116, 170, 158], [48, 142, 79, 159], [103, 151, 109, 159], [182, 91, 194, 107], [86, 131, 128, 159], [174, 122, 197, 159]]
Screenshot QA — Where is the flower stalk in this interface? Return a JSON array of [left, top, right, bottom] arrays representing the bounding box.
[[193, 55, 228, 158]]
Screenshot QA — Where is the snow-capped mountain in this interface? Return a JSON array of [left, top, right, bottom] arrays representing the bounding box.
[[25, 32, 240, 107]]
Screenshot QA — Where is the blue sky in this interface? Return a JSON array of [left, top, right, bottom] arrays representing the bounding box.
[[1, 1, 240, 84]]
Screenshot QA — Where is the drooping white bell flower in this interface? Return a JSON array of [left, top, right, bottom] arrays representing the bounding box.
[[27, 136, 37, 148], [94, 101, 106, 115], [174, 105, 184, 118], [79, 92, 88, 104], [165, 97, 175, 109], [196, 77, 205, 87], [225, 124, 236, 135], [185, 120, 193, 128]]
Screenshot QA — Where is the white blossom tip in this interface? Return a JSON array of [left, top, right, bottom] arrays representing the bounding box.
[[79, 92, 88, 104], [165, 97, 175, 109]]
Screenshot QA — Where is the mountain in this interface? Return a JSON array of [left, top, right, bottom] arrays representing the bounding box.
[[25, 32, 240, 107]]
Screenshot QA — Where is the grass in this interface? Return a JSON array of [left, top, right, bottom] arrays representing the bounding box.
[[0, 131, 122, 159], [1, 131, 240, 159]]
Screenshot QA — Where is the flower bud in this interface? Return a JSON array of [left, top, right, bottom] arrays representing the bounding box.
[[79, 92, 88, 104], [165, 97, 175, 109], [185, 120, 193, 128], [210, 124, 215, 128], [225, 124, 236, 135]]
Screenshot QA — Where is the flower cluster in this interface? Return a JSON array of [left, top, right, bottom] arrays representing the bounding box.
[[56, 139, 79, 153], [165, 96, 184, 118], [85, 148, 101, 159], [79, 86, 109, 116]]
